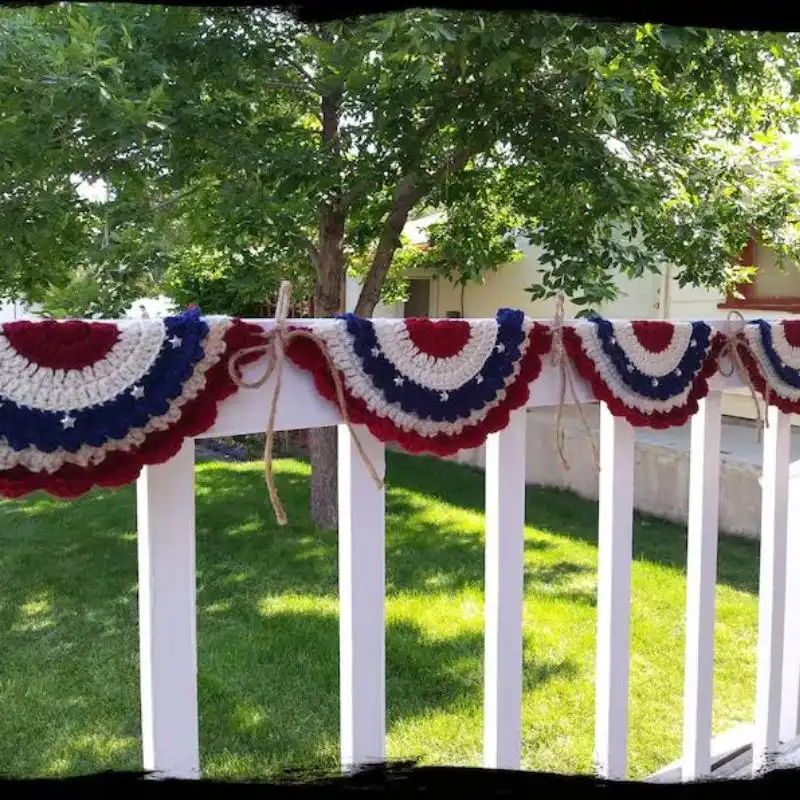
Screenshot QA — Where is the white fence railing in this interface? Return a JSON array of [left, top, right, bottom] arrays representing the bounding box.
[[130, 318, 800, 781]]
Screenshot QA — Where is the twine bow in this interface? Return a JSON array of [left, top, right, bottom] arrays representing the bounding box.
[[549, 295, 600, 472], [227, 281, 384, 526], [716, 309, 768, 440]]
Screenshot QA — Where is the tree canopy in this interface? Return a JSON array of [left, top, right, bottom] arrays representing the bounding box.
[[2, 4, 800, 320], [4, 4, 800, 528]]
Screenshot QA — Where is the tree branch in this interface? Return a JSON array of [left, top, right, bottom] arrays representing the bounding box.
[[341, 175, 373, 209], [288, 232, 321, 277], [263, 78, 317, 96], [304, 237, 322, 276], [282, 58, 320, 92], [354, 174, 423, 316], [150, 182, 209, 213], [430, 145, 475, 184], [354, 145, 478, 316], [315, 88, 348, 314]]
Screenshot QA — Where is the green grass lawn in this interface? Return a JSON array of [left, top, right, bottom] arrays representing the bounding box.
[[0, 452, 760, 780]]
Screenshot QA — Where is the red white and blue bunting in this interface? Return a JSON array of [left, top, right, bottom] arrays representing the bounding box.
[[5, 303, 800, 503], [563, 316, 723, 428], [738, 319, 800, 413], [286, 309, 551, 455], [0, 309, 260, 499]]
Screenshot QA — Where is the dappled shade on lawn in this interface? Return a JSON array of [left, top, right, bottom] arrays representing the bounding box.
[[0, 453, 759, 779]]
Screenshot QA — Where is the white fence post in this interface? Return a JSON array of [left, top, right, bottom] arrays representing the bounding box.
[[753, 407, 791, 773], [682, 392, 723, 780], [339, 424, 386, 770], [594, 405, 635, 780], [136, 439, 200, 779], [484, 408, 527, 770], [779, 460, 800, 742]]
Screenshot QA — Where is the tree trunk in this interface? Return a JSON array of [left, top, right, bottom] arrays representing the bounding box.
[[309, 215, 345, 531], [308, 426, 338, 531], [309, 89, 346, 531]]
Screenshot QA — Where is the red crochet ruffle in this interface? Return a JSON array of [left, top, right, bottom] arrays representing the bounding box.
[[737, 337, 800, 414], [2, 319, 121, 370], [285, 323, 551, 456], [562, 326, 725, 429], [0, 319, 264, 500]]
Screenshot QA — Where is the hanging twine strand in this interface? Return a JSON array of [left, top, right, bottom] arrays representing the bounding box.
[[549, 294, 600, 472], [716, 309, 768, 440], [228, 281, 384, 526]]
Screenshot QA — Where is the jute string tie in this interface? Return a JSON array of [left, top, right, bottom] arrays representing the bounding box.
[[549, 294, 600, 472], [227, 281, 384, 526], [716, 309, 768, 440]]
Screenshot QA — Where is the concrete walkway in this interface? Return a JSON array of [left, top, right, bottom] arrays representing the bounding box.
[[630, 411, 800, 467], [451, 405, 800, 539], [530, 404, 800, 466]]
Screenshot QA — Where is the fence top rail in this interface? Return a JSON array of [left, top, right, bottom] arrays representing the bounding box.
[[205, 316, 755, 438]]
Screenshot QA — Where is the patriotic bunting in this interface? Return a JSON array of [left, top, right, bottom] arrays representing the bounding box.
[[739, 319, 800, 413], [562, 316, 723, 428], [286, 309, 551, 455], [3, 301, 798, 504], [0, 309, 260, 499]]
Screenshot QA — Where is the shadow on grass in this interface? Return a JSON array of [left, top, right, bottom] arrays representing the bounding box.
[[0, 465, 576, 778], [0, 447, 758, 777], [386, 451, 760, 596], [198, 605, 576, 776]]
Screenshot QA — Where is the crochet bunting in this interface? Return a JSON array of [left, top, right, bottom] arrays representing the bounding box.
[[0, 309, 260, 499], [286, 309, 551, 455], [562, 316, 723, 428], [5, 303, 795, 505], [738, 319, 800, 413]]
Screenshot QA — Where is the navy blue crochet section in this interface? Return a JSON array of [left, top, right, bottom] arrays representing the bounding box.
[[338, 308, 527, 424], [750, 320, 800, 390], [0, 310, 208, 454], [591, 317, 713, 401]]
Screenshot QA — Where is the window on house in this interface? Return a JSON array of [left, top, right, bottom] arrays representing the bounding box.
[[720, 238, 800, 313], [403, 279, 431, 318]]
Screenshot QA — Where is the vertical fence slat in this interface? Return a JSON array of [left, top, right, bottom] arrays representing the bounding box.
[[682, 392, 723, 780], [484, 408, 527, 770], [136, 439, 200, 779], [780, 461, 800, 742], [594, 405, 635, 780], [339, 424, 386, 770], [753, 406, 791, 773]]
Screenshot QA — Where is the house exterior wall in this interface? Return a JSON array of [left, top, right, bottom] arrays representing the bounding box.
[[0, 296, 174, 321], [0, 300, 41, 322], [750, 242, 800, 297], [433, 240, 667, 321]]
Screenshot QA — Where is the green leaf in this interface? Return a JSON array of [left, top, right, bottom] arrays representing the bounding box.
[[586, 45, 607, 65], [657, 27, 684, 51]]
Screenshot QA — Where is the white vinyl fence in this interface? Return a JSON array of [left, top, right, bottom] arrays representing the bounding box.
[[119, 317, 800, 779]]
